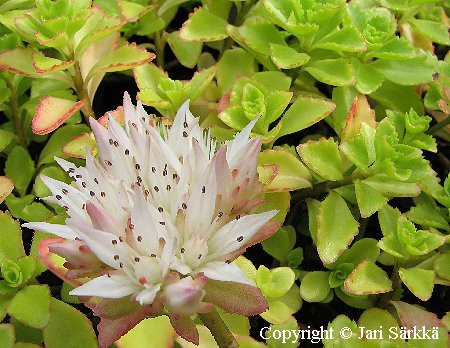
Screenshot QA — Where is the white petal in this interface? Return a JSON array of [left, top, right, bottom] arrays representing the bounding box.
[[22, 222, 77, 240], [70, 274, 140, 298], [135, 284, 160, 305], [197, 261, 254, 285], [226, 117, 258, 165]]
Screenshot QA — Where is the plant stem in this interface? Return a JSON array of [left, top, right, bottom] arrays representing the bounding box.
[[198, 309, 238, 348], [72, 61, 95, 123], [427, 115, 450, 135], [7, 79, 26, 148], [291, 173, 365, 201], [154, 31, 165, 68]]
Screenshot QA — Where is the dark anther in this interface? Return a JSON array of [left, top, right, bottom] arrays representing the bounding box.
[[154, 186, 159, 192], [237, 236, 244, 242], [112, 240, 117, 245], [90, 191, 95, 196], [56, 195, 62, 200]]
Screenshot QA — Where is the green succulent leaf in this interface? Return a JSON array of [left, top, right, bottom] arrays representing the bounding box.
[[399, 267, 434, 301], [314, 26, 366, 52], [179, 7, 228, 42], [258, 149, 312, 191], [260, 299, 292, 325], [256, 266, 296, 298], [5, 147, 35, 197], [317, 192, 359, 264], [304, 59, 354, 86], [7, 285, 50, 329], [0, 324, 14, 348], [371, 56, 435, 86], [166, 31, 202, 69], [261, 225, 296, 263], [277, 96, 335, 139], [43, 298, 97, 348], [434, 254, 450, 281], [409, 19, 450, 46], [300, 271, 331, 303], [0, 212, 25, 262], [298, 138, 344, 181], [354, 179, 389, 218], [344, 260, 392, 295], [269, 44, 310, 69], [216, 48, 255, 93]]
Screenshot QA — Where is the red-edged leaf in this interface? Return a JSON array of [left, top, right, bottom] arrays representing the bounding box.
[[169, 314, 199, 345], [0, 176, 14, 204], [86, 42, 155, 81], [97, 307, 156, 348], [97, 106, 125, 126], [391, 301, 446, 329], [0, 47, 37, 77], [62, 132, 98, 159], [32, 97, 85, 135], [341, 94, 377, 141], [38, 238, 83, 287], [203, 280, 268, 316], [118, 0, 155, 22], [31, 51, 74, 73]]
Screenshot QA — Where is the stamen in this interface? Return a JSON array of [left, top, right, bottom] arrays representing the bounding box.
[[154, 186, 159, 192], [202, 186, 206, 193], [134, 257, 140, 262], [101, 192, 106, 197], [119, 236, 124, 242], [237, 236, 244, 242], [114, 140, 119, 147], [158, 207, 164, 212], [182, 203, 187, 209], [112, 240, 117, 245], [119, 262, 123, 268], [76, 174, 82, 178], [137, 236, 142, 242], [90, 191, 95, 197], [151, 253, 156, 257], [218, 212, 223, 217], [183, 131, 188, 137], [114, 255, 119, 260], [94, 178, 99, 184], [62, 189, 68, 194], [166, 184, 171, 191], [82, 182, 87, 188], [151, 167, 156, 173], [181, 248, 185, 253], [56, 195, 62, 200], [135, 163, 140, 170], [159, 221, 165, 225], [109, 139, 114, 145], [125, 149, 130, 155]]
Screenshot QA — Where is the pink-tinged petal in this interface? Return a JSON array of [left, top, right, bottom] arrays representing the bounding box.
[[97, 306, 157, 348], [66, 220, 122, 269], [391, 301, 446, 330], [23, 222, 77, 240], [86, 201, 123, 236], [70, 274, 141, 298], [198, 261, 253, 285], [208, 210, 277, 258], [38, 237, 83, 287], [169, 314, 199, 345], [245, 220, 280, 248], [217, 91, 231, 113], [160, 276, 206, 315], [203, 279, 268, 316], [32, 97, 85, 135], [0, 176, 14, 204], [47, 238, 99, 269]]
